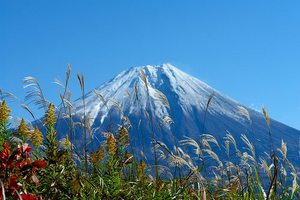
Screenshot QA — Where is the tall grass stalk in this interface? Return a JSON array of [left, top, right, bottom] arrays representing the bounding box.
[[0, 180, 5, 200], [77, 73, 89, 173], [202, 93, 214, 134]]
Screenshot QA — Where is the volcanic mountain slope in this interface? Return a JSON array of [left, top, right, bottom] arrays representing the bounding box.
[[56, 64, 299, 166]]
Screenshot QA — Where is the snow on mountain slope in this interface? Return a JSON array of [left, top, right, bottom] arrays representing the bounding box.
[[74, 64, 243, 124], [68, 64, 299, 166]]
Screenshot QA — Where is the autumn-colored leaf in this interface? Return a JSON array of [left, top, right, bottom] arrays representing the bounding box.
[[32, 160, 47, 169], [21, 194, 38, 200]]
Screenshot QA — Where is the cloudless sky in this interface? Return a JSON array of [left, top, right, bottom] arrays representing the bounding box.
[[1, 0, 300, 129]]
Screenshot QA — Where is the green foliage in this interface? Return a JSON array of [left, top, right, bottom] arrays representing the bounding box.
[[0, 101, 10, 150], [39, 103, 77, 199]]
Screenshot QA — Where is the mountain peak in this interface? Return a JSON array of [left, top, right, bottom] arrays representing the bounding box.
[[130, 63, 177, 71], [122, 63, 208, 90], [124, 63, 187, 81]]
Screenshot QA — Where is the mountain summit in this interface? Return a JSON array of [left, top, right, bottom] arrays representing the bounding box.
[[65, 64, 299, 165]]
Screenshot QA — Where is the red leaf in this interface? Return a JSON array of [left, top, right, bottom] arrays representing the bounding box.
[[32, 160, 47, 169], [22, 143, 32, 153], [0, 142, 9, 160], [3, 141, 9, 149], [9, 175, 20, 190], [21, 194, 38, 200], [0, 150, 8, 160]]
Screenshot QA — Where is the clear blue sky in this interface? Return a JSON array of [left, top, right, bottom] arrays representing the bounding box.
[[1, 1, 300, 129]]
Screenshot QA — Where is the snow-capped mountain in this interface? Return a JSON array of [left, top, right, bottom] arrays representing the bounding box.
[[59, 64, 299, 166]]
